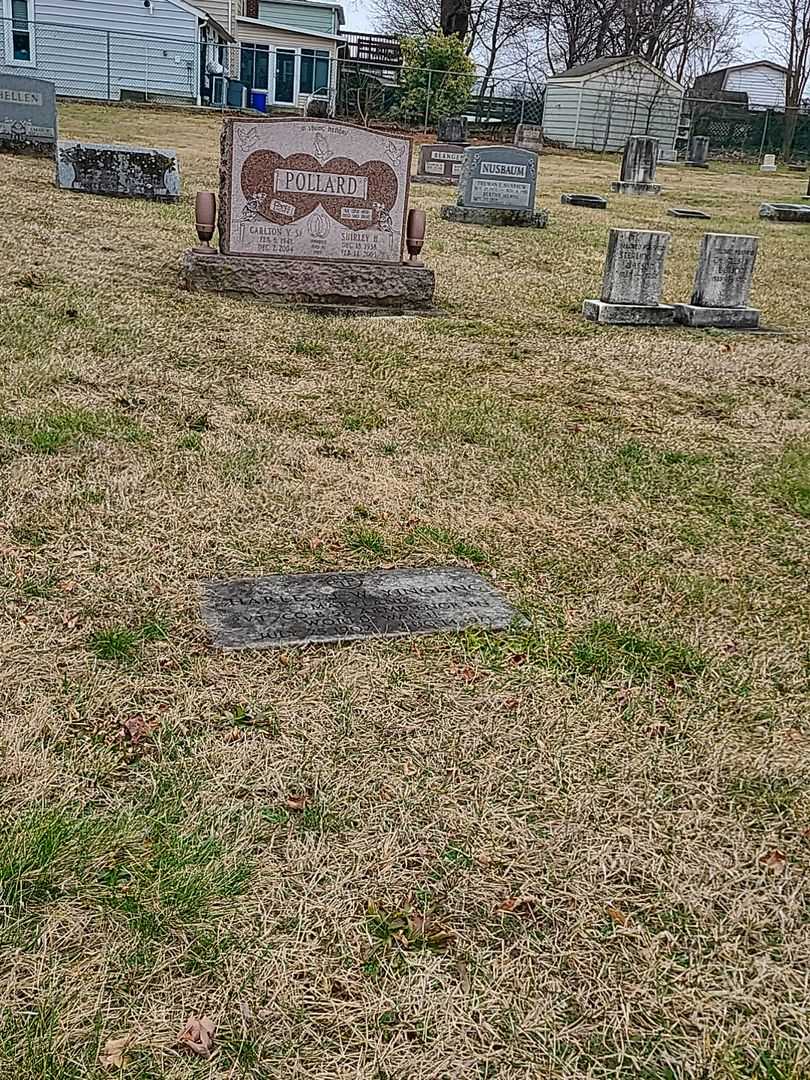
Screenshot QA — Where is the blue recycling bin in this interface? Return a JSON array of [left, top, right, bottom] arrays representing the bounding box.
[[251, 91, 268, 113]]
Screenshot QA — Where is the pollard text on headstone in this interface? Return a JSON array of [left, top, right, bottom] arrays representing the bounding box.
[[583, 228, 674, 325], [219, 118, 411, 263], [0, 74, 57, 156], [57, 142, 180, 201]]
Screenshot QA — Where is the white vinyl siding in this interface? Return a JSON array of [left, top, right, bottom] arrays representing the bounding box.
[[258, 0, 335, 34], [543, 60, 683, 151], [0, 0, 201, 100], [236, 18, 336, 108], [724, 64, 786, 109]]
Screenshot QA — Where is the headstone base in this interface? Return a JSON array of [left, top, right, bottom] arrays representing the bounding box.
[[182, 251, 437, 313], [685, 161, 709, 169], [561, 193, 607, 208], [760, 165, 777, 173], [583, 299, 675, 326], [673, 304, 760, 329], [611, 181, 662, 196], [411, 174, 456, 186], [440, 205, 548, 227]]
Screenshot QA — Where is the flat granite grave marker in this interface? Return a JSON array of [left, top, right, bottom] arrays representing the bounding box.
[[56, 142, 180, 201], [667, 207, 712, 219], [686, 135, 709, 168], [583, 228, 674, 325], [674, 233, 760, 328], [201, 567, 521, 649], [760, 154, 777, 173], [561, 193, 607, 208], [611, 136, 661, 196], [759, 201, 810, 222], [440, 145, 548, 227], [184, 117, 436, 313], [0, 73, 57, 156], [412, 142, 465, 186]]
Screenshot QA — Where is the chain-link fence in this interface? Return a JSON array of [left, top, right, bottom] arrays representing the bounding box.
[[2, 15, 809, 159]]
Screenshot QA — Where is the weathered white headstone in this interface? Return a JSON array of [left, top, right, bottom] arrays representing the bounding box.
[[611, 137, 661, 196], [673, 233, 760, 328], [760, 154, 777, 173], [583, 228, 674, 325], [220, 118, 411, 263], [0, 73, 57, 156]]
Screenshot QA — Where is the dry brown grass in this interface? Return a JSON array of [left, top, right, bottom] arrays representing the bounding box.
[[1, 103, 809, 1080]]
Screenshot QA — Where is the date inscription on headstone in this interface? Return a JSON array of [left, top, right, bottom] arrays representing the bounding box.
[[202, 567, 521, 649]]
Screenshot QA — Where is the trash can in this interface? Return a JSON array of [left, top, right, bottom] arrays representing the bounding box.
[[251, 90, 268, 113]]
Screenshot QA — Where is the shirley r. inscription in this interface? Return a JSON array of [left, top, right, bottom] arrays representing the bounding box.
[[201, 567, 520, 649], [220, 118, 411, 263]]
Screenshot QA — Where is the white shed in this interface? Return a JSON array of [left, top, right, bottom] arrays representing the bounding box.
[[692, 62, 787, 110], [542, 56, 684, 152]]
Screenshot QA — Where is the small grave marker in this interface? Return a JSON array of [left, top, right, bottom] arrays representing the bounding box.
[[56, 142, 180, 201], [412, 142, 465, 186], [611, 137, 661, 196], [583, 228, 674, 325], [561, 193, 607, 209], [759, 201, 810, 222], [667, 207, 712, 219], [0, 73, 57, 156], [201, 567, 521, 649], [760, 154, 777, 173], [437, 115, 467, 144], [515, 123, 543, 152], [686, 135, 709, 168], [674, 233, 760, 328]]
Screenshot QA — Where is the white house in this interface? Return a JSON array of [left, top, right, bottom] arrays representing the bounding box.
[[692, 61, 787, 110], [542, 56, 684, 152], [0, 0, 345, 108]]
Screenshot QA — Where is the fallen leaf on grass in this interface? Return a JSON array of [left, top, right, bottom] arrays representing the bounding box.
[[607, 905, 630, 926], [285, 793, 308, 811], [759, 849, 787, 873], [100, 1034, 134, 1068], [496, 895, 538, 915], [176, 1015, 215, 1058], [121, 717, 156, 745]]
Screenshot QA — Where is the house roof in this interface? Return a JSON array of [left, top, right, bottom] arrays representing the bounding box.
[[548, 54, 682, 91]]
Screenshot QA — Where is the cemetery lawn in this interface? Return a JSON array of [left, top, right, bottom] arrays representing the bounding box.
[[2, 103, 810, 1080]]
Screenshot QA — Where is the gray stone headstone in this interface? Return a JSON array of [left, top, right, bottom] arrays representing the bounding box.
[[0, 74, 57, 156], [56, 141, 180, 201], [515, 123, 543, 152], [584, 228, 674, 324], [759, 201, 810, 222], [561, 193, 607, 208], [667, 207, 712, 219], [760, 154, 777, 172], [691, 233, 757, 308], [457, 146, 537, 211], [437, 115, 467, 144], [415, 142, 465, 183], [601, 229, 669, 305], [620, 137, 659, 184], [687, 135, 709, 167], [201, 567, 521, 649]]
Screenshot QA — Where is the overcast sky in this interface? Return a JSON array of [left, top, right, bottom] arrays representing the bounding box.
[[340, 0, 779, 70]]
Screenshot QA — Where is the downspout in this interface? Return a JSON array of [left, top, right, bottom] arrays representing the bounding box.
[[572, 83, 583, 149]]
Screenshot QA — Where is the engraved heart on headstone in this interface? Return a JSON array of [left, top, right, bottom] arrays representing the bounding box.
[[240, 150, 398, 230]]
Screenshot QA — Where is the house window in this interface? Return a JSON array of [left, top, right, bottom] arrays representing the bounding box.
[[300, 49, 330, 95], [6, 0, 34, 64], [240, 43, 270, 91]]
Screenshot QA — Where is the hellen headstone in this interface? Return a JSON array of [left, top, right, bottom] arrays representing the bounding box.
[[0, 73, 57, 156], [583, 228, 675, 325], [674, 233, 760, 328]]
